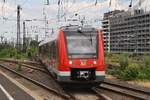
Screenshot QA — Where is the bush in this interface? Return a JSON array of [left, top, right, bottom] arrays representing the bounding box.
[[137, 67, 150, 80], [26, 48, 38, 59], [15, 53, 22, 59], [105, 53, 150, 81], [9, 48, 17, 58], [0, 47, 18, 58], [0, 43, 38, 59], [0, 48, 9, 58], [143, 56, 150, 68], [119, 65, 139, 81], [119, 55, 129, 70]]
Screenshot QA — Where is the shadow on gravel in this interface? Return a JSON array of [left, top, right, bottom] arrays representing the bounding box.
[[61, 83, 100, 94]]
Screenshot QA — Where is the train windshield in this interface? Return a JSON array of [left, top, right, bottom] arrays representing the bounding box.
[[65, 32, 97, 59]]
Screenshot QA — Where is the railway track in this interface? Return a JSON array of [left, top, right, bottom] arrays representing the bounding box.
[[35, 61, 109, 100], [1, 59, 149, 100], [2, 60, 110, 100], [100, 80, 150, 100], [19, 63, 48, 74], [0, 59, 79, 100], [0, 63, 77, 100], [0, 58, 41, 66], [0, 59, 48, 74], [92, 87, 112, 100]]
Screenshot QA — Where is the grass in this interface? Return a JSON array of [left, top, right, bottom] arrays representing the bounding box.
[[105, 53, 150, 81], [0, 47, 38, 60]]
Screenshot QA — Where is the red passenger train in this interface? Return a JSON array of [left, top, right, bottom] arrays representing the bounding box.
[[39, 25, 105, 84]]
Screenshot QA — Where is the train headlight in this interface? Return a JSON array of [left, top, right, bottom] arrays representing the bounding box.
[[69, 60, 72, 64], [93, 61, 97, 65]]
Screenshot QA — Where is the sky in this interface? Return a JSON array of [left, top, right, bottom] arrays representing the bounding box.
[[0, 0, 150, 42]]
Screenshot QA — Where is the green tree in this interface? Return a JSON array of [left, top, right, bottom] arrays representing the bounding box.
[[30, 40, 39, 48]]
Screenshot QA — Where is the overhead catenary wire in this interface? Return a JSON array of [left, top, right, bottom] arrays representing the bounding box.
[[0, 0, 129, 26], [58, 0, 101, 21], [1, 0, 147, 41], [0, 0, 29, 22], [20, 0, 29, 6], [1, 1, 99, 23], [1, 0, 121, 23], [60, 2, 106, 20], [1, 0, 105, 24]]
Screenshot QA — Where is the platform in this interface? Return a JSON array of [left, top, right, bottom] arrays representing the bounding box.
[[0, 73, 35, 100]]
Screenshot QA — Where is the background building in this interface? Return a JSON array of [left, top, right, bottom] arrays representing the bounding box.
[[102, 10, 124, 52], [102, 9, 150, 53]]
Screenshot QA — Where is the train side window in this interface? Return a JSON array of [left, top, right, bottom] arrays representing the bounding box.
[[54, 42, 58, 63], [50, 43, 53, 59], [52, 42, 55, 59], [53, 43, 56, 59], [47, 43, 51, 59], [43, 44, 47, 57], [39, 46, 41, 53], [51, 42, 58, 60], [41, 46, 43, 53], [46, 43, 50, 59]]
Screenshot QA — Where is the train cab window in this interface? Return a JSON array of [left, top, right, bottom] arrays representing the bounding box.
[[65, 31, 98, 59]]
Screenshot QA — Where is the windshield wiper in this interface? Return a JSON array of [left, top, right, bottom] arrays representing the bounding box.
[[90, 32, 93, 45]]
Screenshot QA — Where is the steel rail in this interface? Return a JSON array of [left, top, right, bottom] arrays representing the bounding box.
[[0, 58, 41, 66], [21, 63, 48, 74], [98, 79, 150, 100], [0, 60, 78, 100], [0, 60, 49, 74], [0, 64, 73, 100], [38, 58, 110, 100], [103, 79, 150, 94], [92, 87, 112, 100], [39, 63, 78, 100]]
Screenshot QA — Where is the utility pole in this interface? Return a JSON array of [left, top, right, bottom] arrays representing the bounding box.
[[129, 0, 132, 7], [46, 0, 49, 5], [44, 15, 48, 37], [17, 5, 21, 51], [43, 8, 48, 38], [23, 21, 26, 52], [0, 35, 4, 44]]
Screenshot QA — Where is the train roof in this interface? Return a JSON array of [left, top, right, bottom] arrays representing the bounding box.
[[39, 33, 58, 46], [61, 25, 97, 32]]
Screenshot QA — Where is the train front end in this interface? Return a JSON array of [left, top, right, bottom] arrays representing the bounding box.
[[57, 26, 105, 84]]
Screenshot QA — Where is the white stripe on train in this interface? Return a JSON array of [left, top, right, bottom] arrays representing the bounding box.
[[57, 71, 105, 76], [96, 71, 105, 76]]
